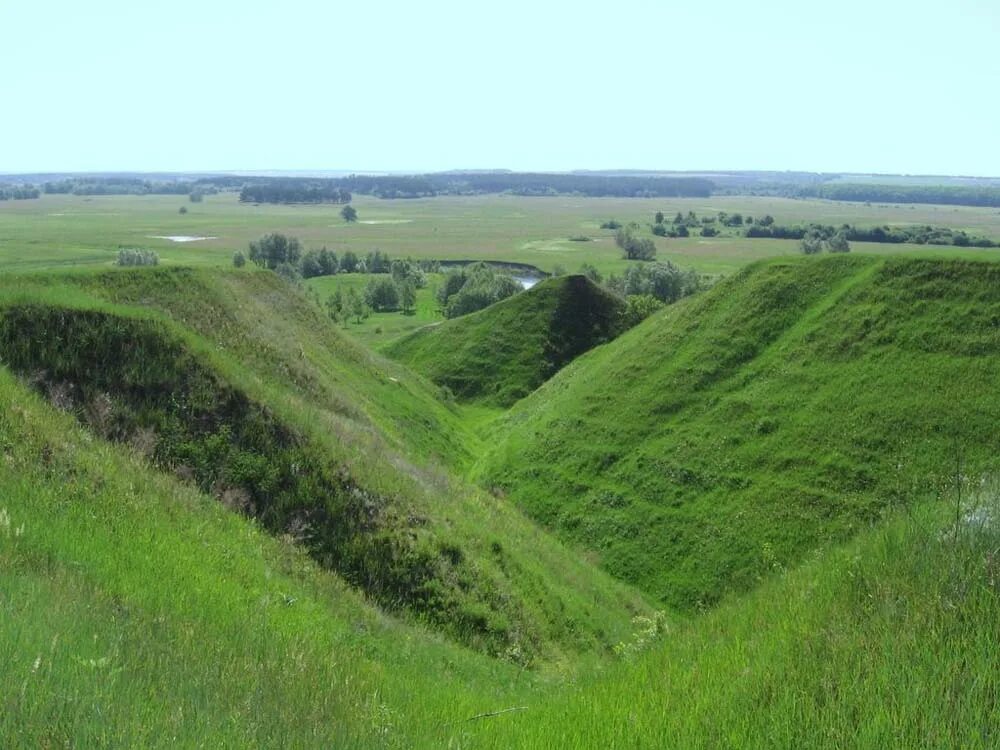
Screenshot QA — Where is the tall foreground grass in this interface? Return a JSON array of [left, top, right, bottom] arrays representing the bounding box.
[[471, 487, 1000, 749]]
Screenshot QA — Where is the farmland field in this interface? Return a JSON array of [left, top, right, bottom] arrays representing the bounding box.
[[2, 192, 999, 277]]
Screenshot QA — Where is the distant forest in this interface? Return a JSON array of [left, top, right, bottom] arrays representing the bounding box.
[[3, 171, 1000, 208], [800, 183, 1000, 208], [238, 172, 715, 203]]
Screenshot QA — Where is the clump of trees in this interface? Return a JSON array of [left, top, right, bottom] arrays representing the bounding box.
[[800, 229, 851, 254], [615, 224, 657, 260], [116, 248, 159, 267], [605, 261, 701, 304], [325, 287, 370, 325], [437, 263, 522, 318], [248, 233, 302, 270], [301, 248, 340, 278], [748, 221, 994, 248]]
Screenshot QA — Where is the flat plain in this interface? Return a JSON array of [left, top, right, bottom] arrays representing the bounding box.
[[3, 191, 999, 276]]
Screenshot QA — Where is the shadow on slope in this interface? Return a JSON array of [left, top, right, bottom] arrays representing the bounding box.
[[0, 269, 649, 662], [386, 275, 627, 407]]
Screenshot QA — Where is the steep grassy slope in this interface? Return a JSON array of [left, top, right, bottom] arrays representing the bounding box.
[[0, 268, 649, 662], [478, 255, 1000, 609], [387, 275, 627, 406], [475, 494, 1000, 748], [5, 364, 997, 746], [0, 369, 539, 747]]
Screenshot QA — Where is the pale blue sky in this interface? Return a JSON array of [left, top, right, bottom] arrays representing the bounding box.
[[2, 0, 998, 175]]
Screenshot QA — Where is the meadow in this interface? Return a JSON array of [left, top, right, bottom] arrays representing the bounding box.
[[2, 191, 999, 277]]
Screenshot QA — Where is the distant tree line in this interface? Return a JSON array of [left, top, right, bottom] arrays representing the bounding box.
[[43, 178, 205, 196], [236, 172, 714, 202], [799, 183, 1000, 208], [746, 222, 997, 248], [239, 181, 352, 204], [0, 185, 40, 200]]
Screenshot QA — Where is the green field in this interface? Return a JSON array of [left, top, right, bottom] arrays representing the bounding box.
[[2, 192, 1000, 747], [2, 192, 999, 277]]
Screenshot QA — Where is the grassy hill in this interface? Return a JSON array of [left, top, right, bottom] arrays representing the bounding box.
[[387, 275, 627, 406], [0, 268, 649, 663], [2, 258, 998, 746], [477, 255, 1000, 609]]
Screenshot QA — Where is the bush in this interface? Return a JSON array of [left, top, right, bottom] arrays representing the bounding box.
[[600, 219, 622, 230], [116, 248, 159, 267], [700, 226, 719, 237], [615, 225, 657, 260], [232, 251, 247, 268], [619, 294, 664, 328]]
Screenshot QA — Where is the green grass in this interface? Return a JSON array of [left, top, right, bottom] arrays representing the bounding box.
[[3, 370, 996, 746], [0, 267, 650, 663], [3, 228, 1000, 745], [387, 275, 627, 406], [473, 494, 1000, 748], [0, 368, 547, 748], [478, 255, 1000, 610], [2, 192, 999, 277]]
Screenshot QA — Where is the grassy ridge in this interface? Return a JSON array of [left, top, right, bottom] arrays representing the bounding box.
[[474, 495, 1000, 748], [0, 268, 650, 662], [478, 255, 1000, 609], [387, 275, 627, 406], [0, 369, 542, 747]]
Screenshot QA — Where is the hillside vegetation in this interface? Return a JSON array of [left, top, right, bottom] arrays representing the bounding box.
[[478, 256, 1000, 609], [387, 275, 627, 406], [2, 258, 998, 747], [0, 268, 649, 662]]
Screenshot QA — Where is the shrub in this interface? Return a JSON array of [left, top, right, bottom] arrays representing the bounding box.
[[232, 250, 247, 268], [116, 248, 159, 267]]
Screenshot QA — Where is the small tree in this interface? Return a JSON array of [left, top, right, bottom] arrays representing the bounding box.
[[800, 232, 824, 255], [398, 278, 417, 313], [233, 250, 247, 268], [340, 250, 360, 273], [652, 223, 668, 237], [826, 231, 851, 253], [341, 204, 358, 223], [189, 191, 203, 203], [654, 211, 665, 225], [615, 225, 656, 261], [178, 205, 188, 214], [326, 288, 345, 322]]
